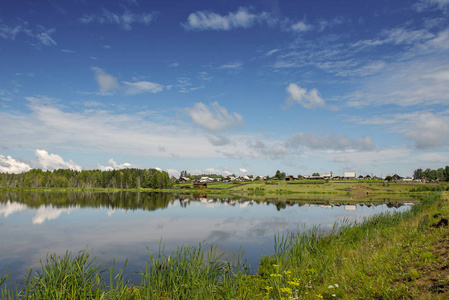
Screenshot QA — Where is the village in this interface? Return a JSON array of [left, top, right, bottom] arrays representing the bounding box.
[[179, 171, 416, 188]]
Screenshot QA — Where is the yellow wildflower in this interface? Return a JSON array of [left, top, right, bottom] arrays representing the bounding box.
[[280, 287, 293, 294]]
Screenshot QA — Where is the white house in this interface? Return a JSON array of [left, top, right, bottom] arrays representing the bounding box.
[[344, 172, 356, 179]]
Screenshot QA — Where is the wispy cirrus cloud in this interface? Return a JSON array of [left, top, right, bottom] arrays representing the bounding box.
[[80, 8, 158, 30], [186, 102, 244, 132], [0, 21, 57, 47], [183, 7, 274, 31], [123, 81, 164, 95], [218, 62, 242, 70]]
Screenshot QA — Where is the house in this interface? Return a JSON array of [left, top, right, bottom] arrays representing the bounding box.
[[344, 172, 356, 179], [285, 175, 297, 181], [392, 174, 402, 180], [194, 181, 207, 189], [179, 177, 190, 183]]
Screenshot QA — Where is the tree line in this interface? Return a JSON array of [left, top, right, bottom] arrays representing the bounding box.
[[0, 168, 173, 189], [413, 166, 449, 182]]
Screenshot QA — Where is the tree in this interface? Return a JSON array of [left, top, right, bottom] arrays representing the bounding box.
[[444, 166, 449, 182], [275, 170, 286, 180], [312, 172, 320, 176], [413, 168, 423, 179]]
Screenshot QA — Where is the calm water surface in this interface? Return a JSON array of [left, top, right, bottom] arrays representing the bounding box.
[[0, 192, 412, 283]]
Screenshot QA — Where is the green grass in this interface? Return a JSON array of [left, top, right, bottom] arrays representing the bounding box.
[[2, 192, 448, 299]]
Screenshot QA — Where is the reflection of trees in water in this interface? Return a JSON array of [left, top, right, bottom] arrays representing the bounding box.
[[0, 192, 412, 212], [0, 192, 174, 212]]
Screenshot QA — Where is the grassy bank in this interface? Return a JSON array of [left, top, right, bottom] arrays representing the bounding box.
[[2, 193, 448, 299]]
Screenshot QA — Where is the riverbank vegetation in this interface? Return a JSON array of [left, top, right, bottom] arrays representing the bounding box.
[[1, 192, 448, 299], [0, 168, 172, 189]]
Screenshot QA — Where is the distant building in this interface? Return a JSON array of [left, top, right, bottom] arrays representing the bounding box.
[[194, 182, 207, 189], [344, 172, 356, 179]]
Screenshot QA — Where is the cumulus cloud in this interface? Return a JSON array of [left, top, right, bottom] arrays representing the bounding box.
[[286, 133, 374, 151], [97, 158, 133, 171], [405, 113, 449, 149], [186, 102, 244, 131], [80, 9, 157, 30], [92, 67, 119, 94], [35, 149, 82, 171], [285, 83, 326, 109], [247, 140, 289, 159], [183, 7, 271, 31], [291, 21, 312, 33], [207, 135, 232, 146], [123, 81, 164, 95], [0, 155, 31, 173]]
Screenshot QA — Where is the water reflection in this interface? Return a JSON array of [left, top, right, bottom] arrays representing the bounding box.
[[0, 192, 414, 284]]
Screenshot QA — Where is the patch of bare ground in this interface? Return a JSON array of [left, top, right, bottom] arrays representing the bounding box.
[[404, 216, 449, 299]]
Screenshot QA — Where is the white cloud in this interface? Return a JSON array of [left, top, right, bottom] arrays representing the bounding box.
[[285, 83, 326, 109], [35, 149, 82, 171], [123, 81, 164, 95], [218, 62, 242, 70], [286, 133, 374, 151], [0, 22, 57, 47], [415, 0, 449, 11], [291, 21, 312, 33], [186, 102, 244, 131], [91, 67, 119, 94], [247, 140, 289, 160], [0, 154, 31, 173], [239, 168, 249, 173], [36, 29, 57, 46], [405, 113, 449, 149], [97, 159, 133, 171], [183, 7, 270, 31], [80, 9, 157, 30]]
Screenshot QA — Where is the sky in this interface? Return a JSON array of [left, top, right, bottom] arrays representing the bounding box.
[[1, 0, 449, 178]]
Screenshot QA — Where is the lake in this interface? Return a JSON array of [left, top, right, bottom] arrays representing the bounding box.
[[0, 191, 413, 285]]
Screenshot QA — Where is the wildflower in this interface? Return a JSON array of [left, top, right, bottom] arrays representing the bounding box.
[[288, 280, 300, 287], [273, 264, 280, 268], [334, 283, 339, 288], [265, 286, 273, 291], [328, 285, 334, 289], [316, 294, 323, 299], [284, 270, 292, 276], [332, 294, 336, 297], [270, 273, 282, 277], [280, 287, 293, 294]]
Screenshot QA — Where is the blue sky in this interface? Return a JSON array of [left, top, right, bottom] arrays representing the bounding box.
[[1, 0, 449, 177]]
